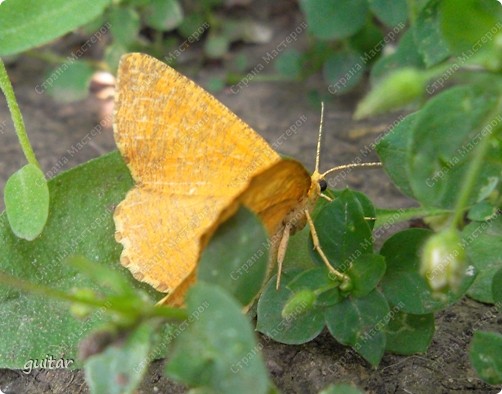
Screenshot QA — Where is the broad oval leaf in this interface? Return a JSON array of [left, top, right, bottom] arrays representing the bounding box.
[[325, 289, 390, 367], [0, 0, 112, 56], [166, 282, 270, 394], [469, 330, 502, 385], [257, 270, 325, 345], [4, 163, 49, 240], [384, 311, 435, 355], [299, 0, 368, 40], [198, 206, 268, 307]]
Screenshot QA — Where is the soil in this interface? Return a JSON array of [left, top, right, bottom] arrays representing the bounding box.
[[0, 2, 501, 393]]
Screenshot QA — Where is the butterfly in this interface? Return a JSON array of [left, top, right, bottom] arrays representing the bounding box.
[[113, 53, 368, 305]]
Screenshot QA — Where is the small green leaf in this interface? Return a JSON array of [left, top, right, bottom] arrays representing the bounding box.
[[492, 268, 502, 311], [45, 60, 95, 102], [469, 331, 502, 384], [368, 0, 408, 27], [324, 49, 365, 95], [325, 290, 390, 367], [467, 201, 498, 222], [299, 0, 368, 40], [319, 383, 364, 394], [4, 163, 49, 240], [85, 322, 155, 394], [257, 270, 325, 345], [166, 282, 270, 394], [464, 216, 502, 303], [380, 229, 476, 314], [109, 7, 140, 47], [282, 289, 317, 319], [413, 0, 450, 67], [375, 112, 417, 199], [204, 34, 230, 59], [347, 254, 386, 298], [0, 0, 112, 56], [384, 311, 434, 354], [144, 0, 184, 31], [275, 49, 302, 79], [198, 206, 268, 306], [310, 190, 373, 270]]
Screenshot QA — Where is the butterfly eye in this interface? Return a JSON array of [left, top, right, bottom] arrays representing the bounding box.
[[319, 179, 327, 192]]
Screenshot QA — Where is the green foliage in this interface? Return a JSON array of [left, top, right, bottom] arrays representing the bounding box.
[[0, 0, 112, 56], [166, 282, 271, 394], [4, 164, 49, 240], [469, 331, 502, 384]]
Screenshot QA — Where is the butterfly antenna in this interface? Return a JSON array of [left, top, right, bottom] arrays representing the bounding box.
[[314, 102, 324, 175]]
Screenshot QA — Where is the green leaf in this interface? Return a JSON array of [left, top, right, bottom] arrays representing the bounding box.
[[85, 322, 155, 394], [204, 34, 230, 59], [287, 267, 341, 307], [324, 49, 365, 95], [463, 216, 502, 303], [144, 0, 184, 31], [4, 163, 49, 241], [166, 282, 270, 394], [109, 7, 140, 47], [440, 0, 502, 55], [413, 0, 450, 67], [368, 0, 408, 27], [384, 311, 434, 354], [0, 152, 161, 369], [275, 49, 302, 80], [299, 0, 368, 40], [257, 270, 325, 345], [380, 229, 476, 314], [45, 60, 95, 102], [347, 254, 386, 298], [408, 85, 502, 209], [492, 268, 502, 311], [371, 30, 425, 82], [0, 0, 112, 56], [467, 201, 499, 221], [310, 190, 373, 270], [469, 331, 502, 384], [375, 112, 417, 199], [198, 206, 268, 307], [325, 290, 390, 367], [319, 383, 364, 394]]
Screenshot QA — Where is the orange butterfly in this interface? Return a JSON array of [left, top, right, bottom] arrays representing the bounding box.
[[113, 53, 371, 305]]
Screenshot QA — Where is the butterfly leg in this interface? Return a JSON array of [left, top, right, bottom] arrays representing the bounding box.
[[305, 209, 349, 283], [275, 221, 292, 289]]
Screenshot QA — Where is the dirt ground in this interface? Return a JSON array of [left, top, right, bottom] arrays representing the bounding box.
[[0, 2, 501, 393]]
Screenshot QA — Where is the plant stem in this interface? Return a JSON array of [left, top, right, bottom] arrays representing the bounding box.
[[0, 270, 188, 321], [450, 99, 502, 228], [0, 58, 41, 169]]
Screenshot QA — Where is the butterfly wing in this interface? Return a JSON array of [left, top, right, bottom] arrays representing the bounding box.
[[114, 53, 280, 294]]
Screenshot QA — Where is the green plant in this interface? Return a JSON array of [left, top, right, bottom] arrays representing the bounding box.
[[0, 0, 502, 392]]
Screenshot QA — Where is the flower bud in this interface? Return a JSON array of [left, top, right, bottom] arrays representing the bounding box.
[[281, 289, 316, 319], [420, 229, 467, 295], [354, 68, 425, 119]]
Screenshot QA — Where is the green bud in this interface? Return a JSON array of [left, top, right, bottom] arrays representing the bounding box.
[[281, 289, 316, 319], [70, 288, 97, 319], [420, 229, 467, 295], [354, 68, 425, 119]]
